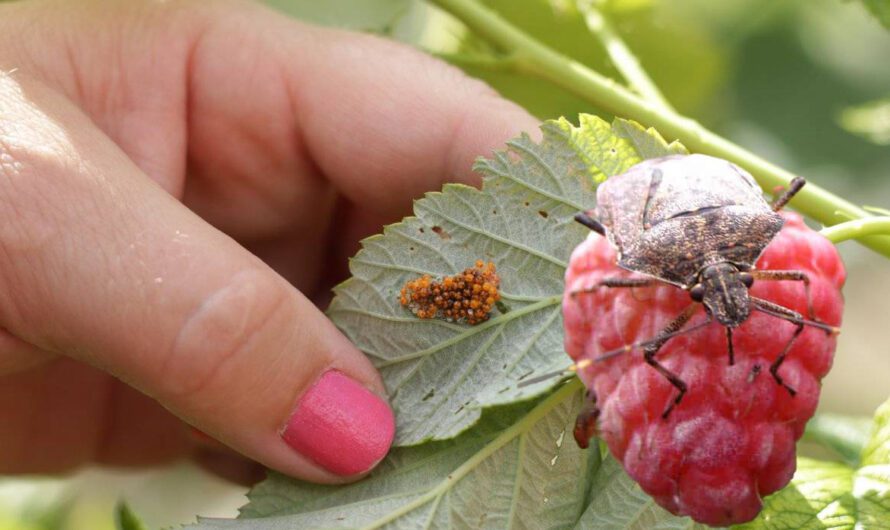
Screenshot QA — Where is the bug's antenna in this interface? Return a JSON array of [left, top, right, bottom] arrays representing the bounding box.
[[519, 315, 715, 389], [594, 316, 714, 362], [751, 297, 839, 334], [771, 177, 806, 211], [517, 359, 595, 388]]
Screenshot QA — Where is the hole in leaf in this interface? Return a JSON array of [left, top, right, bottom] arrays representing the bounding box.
[[538, 210, 549, 218], [431, 226, 451, 239]]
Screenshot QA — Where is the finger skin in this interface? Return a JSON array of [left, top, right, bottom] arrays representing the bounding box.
[[0, 329, 55, 375], [0, 359, 192, 473]]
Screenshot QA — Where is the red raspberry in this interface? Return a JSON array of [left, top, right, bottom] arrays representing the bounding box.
[[563, 213, 845, 526]]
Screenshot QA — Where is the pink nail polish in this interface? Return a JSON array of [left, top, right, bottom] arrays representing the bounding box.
[[281, 370, 395, 476]]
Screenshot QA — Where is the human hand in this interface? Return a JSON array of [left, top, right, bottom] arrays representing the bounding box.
[[0, 0, 536, 484]]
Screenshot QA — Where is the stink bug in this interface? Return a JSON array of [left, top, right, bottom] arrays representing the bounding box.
[[568, 154, 838, 439]]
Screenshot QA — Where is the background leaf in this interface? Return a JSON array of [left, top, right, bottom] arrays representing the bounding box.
[[188, 382, 599, 529], [802, 413, 872, 466], [838, 97, 890, 145], [857, 0, 890, 28], [329, 115, 682, 446], [115, 501, 148, 530]]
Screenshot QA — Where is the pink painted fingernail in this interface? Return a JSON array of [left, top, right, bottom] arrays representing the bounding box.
[[281, 370, 395, 476]]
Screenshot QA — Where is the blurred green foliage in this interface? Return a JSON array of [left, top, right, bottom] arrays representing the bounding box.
[[450, 0, 726, 120], [858, 0, 890, 28], [840, 98, 890, 145], [114, 502, 146, 530]]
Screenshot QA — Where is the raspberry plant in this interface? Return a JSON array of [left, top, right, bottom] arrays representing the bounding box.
[[183, 1, 890, 529]]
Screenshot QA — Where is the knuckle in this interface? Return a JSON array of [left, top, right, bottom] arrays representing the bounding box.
[[157, 269, 290, 402]]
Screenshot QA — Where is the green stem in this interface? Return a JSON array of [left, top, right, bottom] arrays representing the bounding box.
[[821, 217, 890, 244], [429, 0, 890, 259], [578, 2, 672, 111]]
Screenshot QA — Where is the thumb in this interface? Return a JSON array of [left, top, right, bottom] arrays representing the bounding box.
[[0, 73, 393, 482]]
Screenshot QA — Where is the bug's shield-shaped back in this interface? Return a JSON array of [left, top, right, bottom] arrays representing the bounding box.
[[595, 154, 785, 286], [620, 208, 785, 285]]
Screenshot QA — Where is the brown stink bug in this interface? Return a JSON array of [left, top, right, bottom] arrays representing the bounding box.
[[569, 154, 838, 433]]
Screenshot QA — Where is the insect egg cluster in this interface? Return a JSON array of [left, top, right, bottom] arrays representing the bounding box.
[[400, 261, 500, 325]]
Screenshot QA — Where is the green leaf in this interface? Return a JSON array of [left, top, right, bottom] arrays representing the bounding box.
[[187, 382, 599, 529], [736, 397, 890, 529], [329, 115, 681, 446], [115, 501, 148, 530], [735, 458, 856, 530], [576, 456, 712, 529], [857, 0, 890, 29]]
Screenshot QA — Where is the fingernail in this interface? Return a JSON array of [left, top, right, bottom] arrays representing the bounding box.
[[281, 370, 395, 476]]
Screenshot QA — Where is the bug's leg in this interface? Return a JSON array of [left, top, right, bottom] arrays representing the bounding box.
[[569, 277, 654, 300], [726, 326, 735, 366], [751, 269, 816, 320], [573, 389, 600, 449], [769, 323, 805, 396], [751, 296, 838, 395], [771, 176, 806, 211], [574, 211, 606, 236], [640, 304, 699, 419]]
